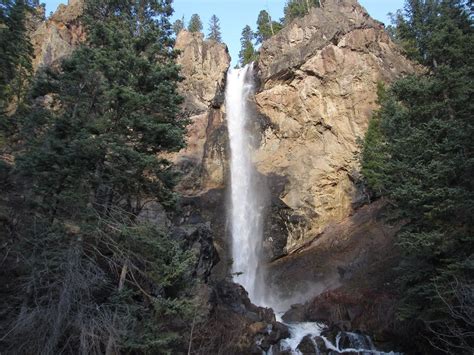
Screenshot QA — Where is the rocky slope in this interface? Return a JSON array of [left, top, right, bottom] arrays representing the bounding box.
[[254, 0, 417, 256]]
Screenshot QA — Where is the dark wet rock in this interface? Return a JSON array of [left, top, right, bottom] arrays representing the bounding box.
[[321, 325, 341, 347], [172, 223, 219, 282], [339, 331, 353, 350], [201, 280, 289, 354], [282, 303, 306, 323], [262, 174, 291, 261], [297, 334, 317, 354], [261, 323, 291, 350], [339, 331, 374, 351], [314, 336, 330, 354], [211, 280, 276, 322]]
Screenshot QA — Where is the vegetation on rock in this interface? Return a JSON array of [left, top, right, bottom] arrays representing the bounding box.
[[283, 0, 321, 24], [207, 14, 222, 42], [172, 15, 185, 36], [238, 25, 258, 66], [255, 10, 282, 44], [188, 13, 203, 33]]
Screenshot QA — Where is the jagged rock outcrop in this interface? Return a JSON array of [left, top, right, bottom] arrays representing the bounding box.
[[169, 30, 231, 193], [255, 0, 417, 254], [175, 30, 229, 115], [193, 280, 289, 354], [30, 0, 85, 71]]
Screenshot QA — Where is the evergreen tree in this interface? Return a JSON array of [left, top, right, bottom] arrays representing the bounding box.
[[361, 1, 473, 352], [283, 0, 321, 24], [239, 25, 258, 66], [0, 0, 33, 118], [207, 14, 222, 42], [188, 13, 202, 33], [1, 0, 198, 353], [172, 15, 184, 36], [255, 10, 282, 43]]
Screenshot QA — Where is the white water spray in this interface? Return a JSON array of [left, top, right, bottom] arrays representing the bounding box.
[[226, 64, 265, 304]]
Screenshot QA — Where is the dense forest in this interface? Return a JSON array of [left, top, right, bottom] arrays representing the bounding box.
[[1, 0, 197, 353], [360, 0, 473, 353], [0, 0, 473, 354]]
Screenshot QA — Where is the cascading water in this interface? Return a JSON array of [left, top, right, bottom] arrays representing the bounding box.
[[226, 63, 265, 305], [225, 64, 399, 355]]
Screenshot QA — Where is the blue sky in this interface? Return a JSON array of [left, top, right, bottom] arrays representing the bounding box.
[[43, 0, 405, 65]]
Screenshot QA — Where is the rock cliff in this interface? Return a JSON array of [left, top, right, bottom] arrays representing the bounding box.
[[30, 0, 85, 71], [254, 0, 417, 255], [170, 30, 231, 194]]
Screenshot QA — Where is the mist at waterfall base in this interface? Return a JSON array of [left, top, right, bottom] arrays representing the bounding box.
[[225, 65, 398, 355]]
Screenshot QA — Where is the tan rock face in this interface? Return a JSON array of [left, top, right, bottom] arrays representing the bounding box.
[[170, 31, 231, 194], [30, 0, 85, 71], [255, 0, 417, 253], [175, 30, 230, 115]]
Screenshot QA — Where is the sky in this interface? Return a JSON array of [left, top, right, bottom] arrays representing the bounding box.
[[43, 0, 406, 65]]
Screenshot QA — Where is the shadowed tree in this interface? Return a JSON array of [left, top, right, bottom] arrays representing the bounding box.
[[172, 15, 185, 36], [0, 0, 199, 353], [360, 1, 474, 353], [0, 0, 33, 119], [283, 0, 321, 24]]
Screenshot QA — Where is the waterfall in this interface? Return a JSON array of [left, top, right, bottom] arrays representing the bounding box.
[[225, 64, 399, 355], [226, 63, 265, 305]]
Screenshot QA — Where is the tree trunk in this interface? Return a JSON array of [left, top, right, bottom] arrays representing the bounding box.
[[105, 262, 128, 355]]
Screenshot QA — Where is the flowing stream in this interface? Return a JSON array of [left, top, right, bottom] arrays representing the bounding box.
[[225, 64, 398, 355]]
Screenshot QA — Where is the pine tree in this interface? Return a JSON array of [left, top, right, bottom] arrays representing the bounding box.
[[207, 14, 222, 42], [172, 16, 185, 36], [188, 13, 202, 33], [239, 25, 258, 66], [0, 0, 33, 117], [360, 1, 473, 352], [283, 0, 321, 24], [1, 0, 198, 353], [255, 10, 283, 43]]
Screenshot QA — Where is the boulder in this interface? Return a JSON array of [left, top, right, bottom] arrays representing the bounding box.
[[297, 334, 317, 354]]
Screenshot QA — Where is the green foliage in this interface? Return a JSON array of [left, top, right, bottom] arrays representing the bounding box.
[[360, 83, 390, 196], [15, 0, 187, 217], [283, 0, 320, 24], [0, 0, 33, 119], [255, 10, 282, 43], [172, 16, 184, 36], [188, 13, 202, 33], [360, 1, 474, 352], [207, 14, 222, 42], [0, 0, 199, 353], [389, 0, 473, 69], [239, 25, 258, 66]]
